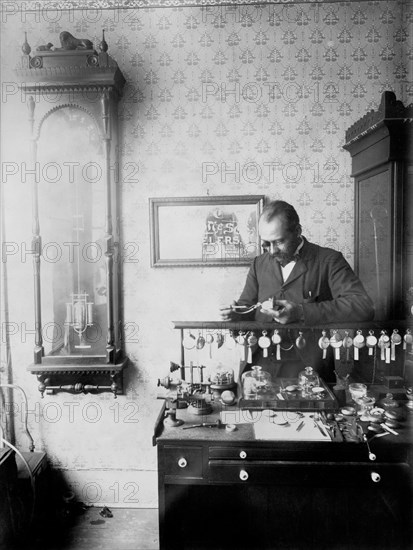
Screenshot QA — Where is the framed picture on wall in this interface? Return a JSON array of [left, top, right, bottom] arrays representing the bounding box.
[[149, 195, 265, 267]]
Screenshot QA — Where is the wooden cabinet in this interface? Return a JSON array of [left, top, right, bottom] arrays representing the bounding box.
[[156, 407, 413, 550], [16, 32, 128, 397], [344, 91, 413, 320]]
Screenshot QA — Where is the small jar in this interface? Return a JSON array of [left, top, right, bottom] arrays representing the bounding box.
[[241, 365, 272, 399], [210, 364, 235, 387], [355, 394, 376, 420], [298, 366, 320, 396], [381, 392, 398, 409], [348, 383, 367, 402]]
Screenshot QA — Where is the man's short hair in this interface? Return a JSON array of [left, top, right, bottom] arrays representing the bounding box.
[[260, 200, 301, 233]]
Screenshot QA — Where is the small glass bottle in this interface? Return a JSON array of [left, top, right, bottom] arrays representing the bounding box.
[[381, 392, 398, 409], [298, 366, 320, 396], [242, 365, 271, 399]]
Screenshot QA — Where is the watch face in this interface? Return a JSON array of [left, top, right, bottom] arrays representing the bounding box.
[[272, 332, 281, 344], [258, 336, 270, 348], [366, 335, 377, 346], [353, 334, 365, 347], [405, 333, 413, 344]]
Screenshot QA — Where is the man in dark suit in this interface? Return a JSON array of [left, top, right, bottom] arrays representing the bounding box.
[[220, 200, 375, 379]]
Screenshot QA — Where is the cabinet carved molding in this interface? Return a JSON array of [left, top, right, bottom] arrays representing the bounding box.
[[17, 32, 128, 398], [344, 91, 413, 321]]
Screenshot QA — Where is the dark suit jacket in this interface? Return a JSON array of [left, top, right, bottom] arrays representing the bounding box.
[[238, 237, 375, 324]]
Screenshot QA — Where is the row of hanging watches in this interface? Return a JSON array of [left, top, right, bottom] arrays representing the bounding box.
[[338, 328, 413, 364], [182, 328, 413, 364], [182, 329, 306, 363]]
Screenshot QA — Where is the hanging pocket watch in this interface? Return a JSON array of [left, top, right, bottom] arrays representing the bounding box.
[[318, 330, 330, 359], [258, 330, 271, 358], [342, 331, 353, 362], [390, 329, 402, 361], [366, 330, 378, 356], [329, 330, 343, 360], [271, 329, 282, 360], [353, 330, 365, 361]]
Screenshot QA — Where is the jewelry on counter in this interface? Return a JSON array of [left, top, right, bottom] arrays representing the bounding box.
[[258, 330, 271, 358], [366, 330, 377, 356], [353, 330, 365, 361], [318, 330, 330, 359], [329, 330, 343, 360], [271, 329, 282, 360], [390, 329, 402, 361]]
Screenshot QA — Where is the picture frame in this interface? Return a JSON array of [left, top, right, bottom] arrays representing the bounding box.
[[149, 195, 265, 267]]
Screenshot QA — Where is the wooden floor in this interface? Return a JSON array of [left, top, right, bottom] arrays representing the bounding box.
[[11, 507, 159, 550]]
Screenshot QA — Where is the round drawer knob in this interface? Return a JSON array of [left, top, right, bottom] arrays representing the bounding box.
[[239, 450, 247, 459], [371, 471, 381, 483], [239, 469, 249, 481], [178, 457, 187, 468]]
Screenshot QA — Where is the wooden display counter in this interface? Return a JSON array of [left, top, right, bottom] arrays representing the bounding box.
[[154, 399, 413, 550]]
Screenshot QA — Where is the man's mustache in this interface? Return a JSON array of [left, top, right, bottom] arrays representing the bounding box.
[[270, 252, 294, 262]]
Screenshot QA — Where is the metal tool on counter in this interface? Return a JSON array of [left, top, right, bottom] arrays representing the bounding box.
[[183, 419, 223, 430], [364, 431, 390, 461], [296, 420, 305, 432], [158, 361, 213, 426], [363, 434, 376, 461], [230, 303, 261, 315], [313, 412, 328, 437]]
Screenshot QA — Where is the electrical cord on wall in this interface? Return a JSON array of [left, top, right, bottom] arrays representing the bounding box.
[[1, 435, 36, 528], [0, 383, 35, 452]]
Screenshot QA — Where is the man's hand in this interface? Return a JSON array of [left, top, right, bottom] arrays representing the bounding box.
[[219, 301, 238, 321], [260, 300, 304, 324]]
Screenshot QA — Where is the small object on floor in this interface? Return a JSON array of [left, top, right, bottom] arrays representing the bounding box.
[[90, 519, 106, 525], [100, 506, 113, 518]]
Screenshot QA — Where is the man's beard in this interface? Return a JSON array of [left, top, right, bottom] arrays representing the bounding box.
[[271, 250, 296, 266]]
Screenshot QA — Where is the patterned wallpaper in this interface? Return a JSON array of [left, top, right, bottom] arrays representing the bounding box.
[[0, 1, 411, 506], [2, 2, 411, 252]]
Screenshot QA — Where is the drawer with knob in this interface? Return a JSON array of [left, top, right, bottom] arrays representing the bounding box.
[[208, 460, 411, 486], [209, 445, 408, 463], [160, 445, 204, 480]]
